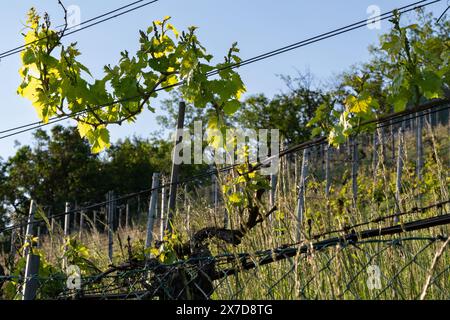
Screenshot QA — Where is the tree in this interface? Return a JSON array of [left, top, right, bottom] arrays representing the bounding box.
[[234, 72, 324, 145], [104, 136, 171, 195], [309, 10, 449, 146], [1, 126, 102, 218], [0, 125, 210, 229]]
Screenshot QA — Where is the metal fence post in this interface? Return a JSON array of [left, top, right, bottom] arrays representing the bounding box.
[[184, 184, 192, 232], [296, 149, 309, 241], [395, 127, 404, 224], [93, 210, 97, 232], [107, 191, 115, 263], [372, 132, 378, 180], [23, 201, 36, 257], [22, 254, 40, 300], [48, 207, 54, 234], [36, 225, 41, 248], [22, 200, 40, 300], [63, 202, 71, 270], [146, 173, 160, 249], [79, 211, 84, 241], [270, 174, 278, 208], [118, 206, 123, 229], [64, 202, 70, 238], [380, 126, 386, 163], [416, 112, 424, 180], [351, 137, 359, 210], [125, 201, 130, 229], [160, 177, 168, 240], [390, 121, 395, 162]]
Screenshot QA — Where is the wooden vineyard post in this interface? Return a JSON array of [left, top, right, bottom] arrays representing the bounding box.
[[64, 202, 70, 238], [416, 112, 424, 181], [63, 202, 70, 269], [296, 148, 309, 242], [118, 206, 123, 229], [395, 127, 404, 224], [22, 200, 40, 300], [416, 112, 424, 205], [93, 210, 97, 232], [286, 154, 292, 193], [126, 201, 130, 229], [79, 211, 84, 241], [166, 101, 186, 235], [372, 132, 378, 180], [280, 140, 287, 196], [23, 201, 37, 257], [73, 204, 78, 232], [351, 137, 359, 211], [160, 177, 168, 240], [270, 173, 278, 208], [146, 173, 160, 249], [325, 145, 331, 199], [107, 191, 115, 263], [325, 145, 332, 222]]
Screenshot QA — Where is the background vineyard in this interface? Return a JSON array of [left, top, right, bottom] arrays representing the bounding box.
[[1, 105, 449, 300]]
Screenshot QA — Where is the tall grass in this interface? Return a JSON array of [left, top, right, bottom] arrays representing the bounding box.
[[1, 123, 449, 300]]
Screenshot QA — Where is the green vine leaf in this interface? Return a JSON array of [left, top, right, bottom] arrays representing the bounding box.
[[17, 8, 246, 153]]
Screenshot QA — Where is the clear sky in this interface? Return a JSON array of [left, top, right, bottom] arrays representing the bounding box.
[[0, 0, 447, 160]]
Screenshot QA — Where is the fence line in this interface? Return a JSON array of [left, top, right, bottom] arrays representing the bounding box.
[[3, 99, 448, 236], [1, 100, 449, 300]]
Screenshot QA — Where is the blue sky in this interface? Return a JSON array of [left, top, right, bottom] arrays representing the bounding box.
[[0, 0, 446, 159]]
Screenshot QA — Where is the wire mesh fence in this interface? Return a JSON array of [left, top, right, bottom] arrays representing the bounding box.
[[1, 233, 448, 300], [0, 103, 449, 300]]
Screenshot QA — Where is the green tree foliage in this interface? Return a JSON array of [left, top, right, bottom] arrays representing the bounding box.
[[0, 126, 174, 222], [234, 72, 324, 145], [104, 136, 171, 194]]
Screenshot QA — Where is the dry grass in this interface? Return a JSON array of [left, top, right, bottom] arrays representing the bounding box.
[[1, 123, 449, 299]]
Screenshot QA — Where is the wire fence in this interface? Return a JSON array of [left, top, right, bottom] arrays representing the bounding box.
[[0, 101, 449, 300]]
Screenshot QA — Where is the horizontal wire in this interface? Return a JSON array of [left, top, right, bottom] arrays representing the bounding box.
[[0, 0, 441, 138], [0, 0, 160, 59]]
